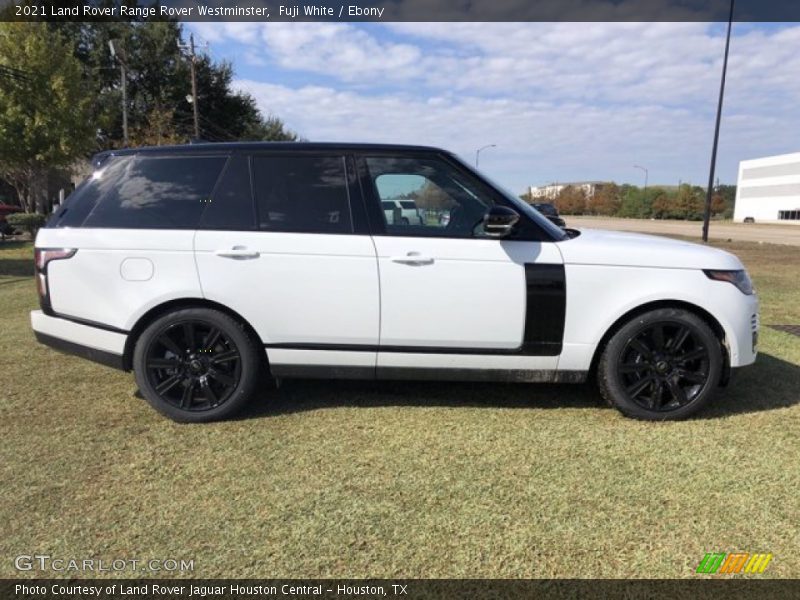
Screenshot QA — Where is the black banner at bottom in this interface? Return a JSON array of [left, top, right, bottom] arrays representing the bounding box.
[[3, 579, 800, 600]]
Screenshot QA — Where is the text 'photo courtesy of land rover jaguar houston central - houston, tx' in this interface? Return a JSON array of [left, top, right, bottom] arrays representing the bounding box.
[[31, 143, 759, 422]]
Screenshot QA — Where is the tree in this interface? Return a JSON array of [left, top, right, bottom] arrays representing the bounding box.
[[0, 23, 94, 212], [587, 183, 621, 216], [674, 184, 704, 220], [651, 192, 675, 219], [553, 186, 587, 215], [710, 193, 727, 217], [51, 21, 299, 146]]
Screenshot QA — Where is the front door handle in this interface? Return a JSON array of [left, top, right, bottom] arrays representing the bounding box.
[[390, 252, 434, 266], [214, 246, 260, 259]]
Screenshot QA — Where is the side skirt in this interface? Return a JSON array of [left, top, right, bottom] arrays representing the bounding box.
[[268, 363, 588, 384]]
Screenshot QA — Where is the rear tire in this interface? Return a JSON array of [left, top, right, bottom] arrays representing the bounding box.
[[133, 308, 261, 422], [597, 308, 722, 421]]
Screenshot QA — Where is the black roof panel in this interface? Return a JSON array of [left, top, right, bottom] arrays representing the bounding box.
[[103, 141, 448, 157]]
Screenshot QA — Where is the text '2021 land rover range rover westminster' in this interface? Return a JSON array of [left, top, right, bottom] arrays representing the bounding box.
[[31, 143, 759, 422]]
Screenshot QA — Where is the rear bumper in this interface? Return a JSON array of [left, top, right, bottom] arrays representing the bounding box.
[[30, 310, 127, 370]]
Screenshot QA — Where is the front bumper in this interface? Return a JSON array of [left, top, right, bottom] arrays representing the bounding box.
[[31, 310, 127, 370]]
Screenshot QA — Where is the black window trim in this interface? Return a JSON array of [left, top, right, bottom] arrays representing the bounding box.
[[354, 150, 558, 242]]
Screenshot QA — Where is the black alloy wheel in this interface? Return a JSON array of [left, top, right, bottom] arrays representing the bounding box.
[[598, 308, 723, 420], [616, 321, 711, 412], [134, 308, 261, 422]]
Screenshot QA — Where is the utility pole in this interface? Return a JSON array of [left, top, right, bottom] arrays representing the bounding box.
[[633, 165, 648, 192], [702, 0, 735, 243], [189, 34, 199, 139], [179, 34, 203, 139], [108, 40, 128, 146], [475, 144, 496, 168]]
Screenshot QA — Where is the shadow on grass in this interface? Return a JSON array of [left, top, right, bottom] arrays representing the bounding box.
[[0, 258, 33, 278], [230, 352, 798, 421], [238, 378, 602, 420], [0, 239, 29, 248], [699, 353, 800, 419]]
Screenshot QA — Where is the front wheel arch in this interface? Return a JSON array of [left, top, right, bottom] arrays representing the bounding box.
[[588, 300, 729, 386]]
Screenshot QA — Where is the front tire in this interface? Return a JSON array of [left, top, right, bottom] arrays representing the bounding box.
[[597, 308, 722, 420], [133, 308, 261, 422]]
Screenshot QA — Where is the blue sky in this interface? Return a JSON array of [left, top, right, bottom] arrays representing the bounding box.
[[188, 22, 800, 194]]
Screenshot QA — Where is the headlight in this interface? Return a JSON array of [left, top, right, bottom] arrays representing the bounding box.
[[703, 269, 754, 295]]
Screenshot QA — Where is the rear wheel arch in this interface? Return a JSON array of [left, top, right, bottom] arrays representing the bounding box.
[[588, 300, 729, 383], [123, 299, 265, 372]]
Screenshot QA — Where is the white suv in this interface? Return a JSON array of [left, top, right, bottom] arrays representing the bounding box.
[[31, 143, 758, 422]]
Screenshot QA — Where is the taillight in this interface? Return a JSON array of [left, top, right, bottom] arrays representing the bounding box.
[[35, 248, 76, 272], [34, 248, 76, 314]]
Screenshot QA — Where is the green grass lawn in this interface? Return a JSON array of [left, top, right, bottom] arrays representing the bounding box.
[[0, 239, 798, 579]]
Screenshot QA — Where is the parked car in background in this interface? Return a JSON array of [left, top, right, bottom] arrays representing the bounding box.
[[382, 199, 424, 225], [0, 203, 22, 235], [532, 202, 566, 228], [31, 142, 758, 423]]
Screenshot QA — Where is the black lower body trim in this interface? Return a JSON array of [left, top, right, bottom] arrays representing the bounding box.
[[268, 363, 588, 384], [34, 332, 126, 371], [265, 342, 562, 355], [269, 364, 375, 380]]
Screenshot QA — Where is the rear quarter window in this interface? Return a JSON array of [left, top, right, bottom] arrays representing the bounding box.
[[52, 154, 227, 229]]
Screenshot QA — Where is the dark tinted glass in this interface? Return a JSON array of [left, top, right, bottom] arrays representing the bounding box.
[[80, 155, 227, 229], [252, 155, 352, 234], [199, 155, 256, 230], [48, 156, 134, 228]]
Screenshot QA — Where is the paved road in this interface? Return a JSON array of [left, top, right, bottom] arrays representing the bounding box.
[[567, 216, 800, 246]]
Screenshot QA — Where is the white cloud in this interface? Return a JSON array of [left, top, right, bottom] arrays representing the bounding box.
[[200, 22, 800, 190]]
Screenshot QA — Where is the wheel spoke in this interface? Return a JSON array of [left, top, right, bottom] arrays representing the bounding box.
[[675, 347, 707, 363], [666, 376, 688, 405], [180, 380, 195, 408], [650, 381, 666, 409], [652, 325, 665, 350], [626, 375, 655, 398], [619, 361, 649, 373], [183, 322, 197, 352], [201, 379, 218, 404], [156, 373, 183, 395], [210, 349, 239, 365], [677, 369, 708, 384], [668, 326, 691, 352], [158, 333, 183, 357], [147, 357, 180, 370], [203, 327, 221, 351], [208, 368, 235, 387], [629, 338, 653, 360]]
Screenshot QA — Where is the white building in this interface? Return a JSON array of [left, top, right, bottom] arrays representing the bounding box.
[[734, 152, 800, 223], [528, 181, 607, 200]]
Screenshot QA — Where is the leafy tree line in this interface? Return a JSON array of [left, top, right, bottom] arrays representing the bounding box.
[[523, 183, 736, 220], [0, 19, 297, 213]]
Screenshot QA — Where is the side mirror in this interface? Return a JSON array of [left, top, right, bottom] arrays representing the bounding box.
[[482, 205, 520, 238]]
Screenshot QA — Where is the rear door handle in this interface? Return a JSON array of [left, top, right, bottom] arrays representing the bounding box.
[[214, 246, 260, 259], [390, 252, 434, 266]]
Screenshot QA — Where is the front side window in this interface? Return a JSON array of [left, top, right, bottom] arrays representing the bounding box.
[[80, 155, 227, 229], [365, 156, 494, 238], [252, 155, 353, 234]]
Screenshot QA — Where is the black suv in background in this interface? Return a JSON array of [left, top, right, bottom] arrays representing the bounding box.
[[532, 203, 566, 228]]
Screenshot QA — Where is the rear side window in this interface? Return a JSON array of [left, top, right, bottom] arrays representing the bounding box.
[[49, 156, 133, 228], [252, 155, 353, 234], [198, 155, 256, 230], [75, 155, 226, 229]]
